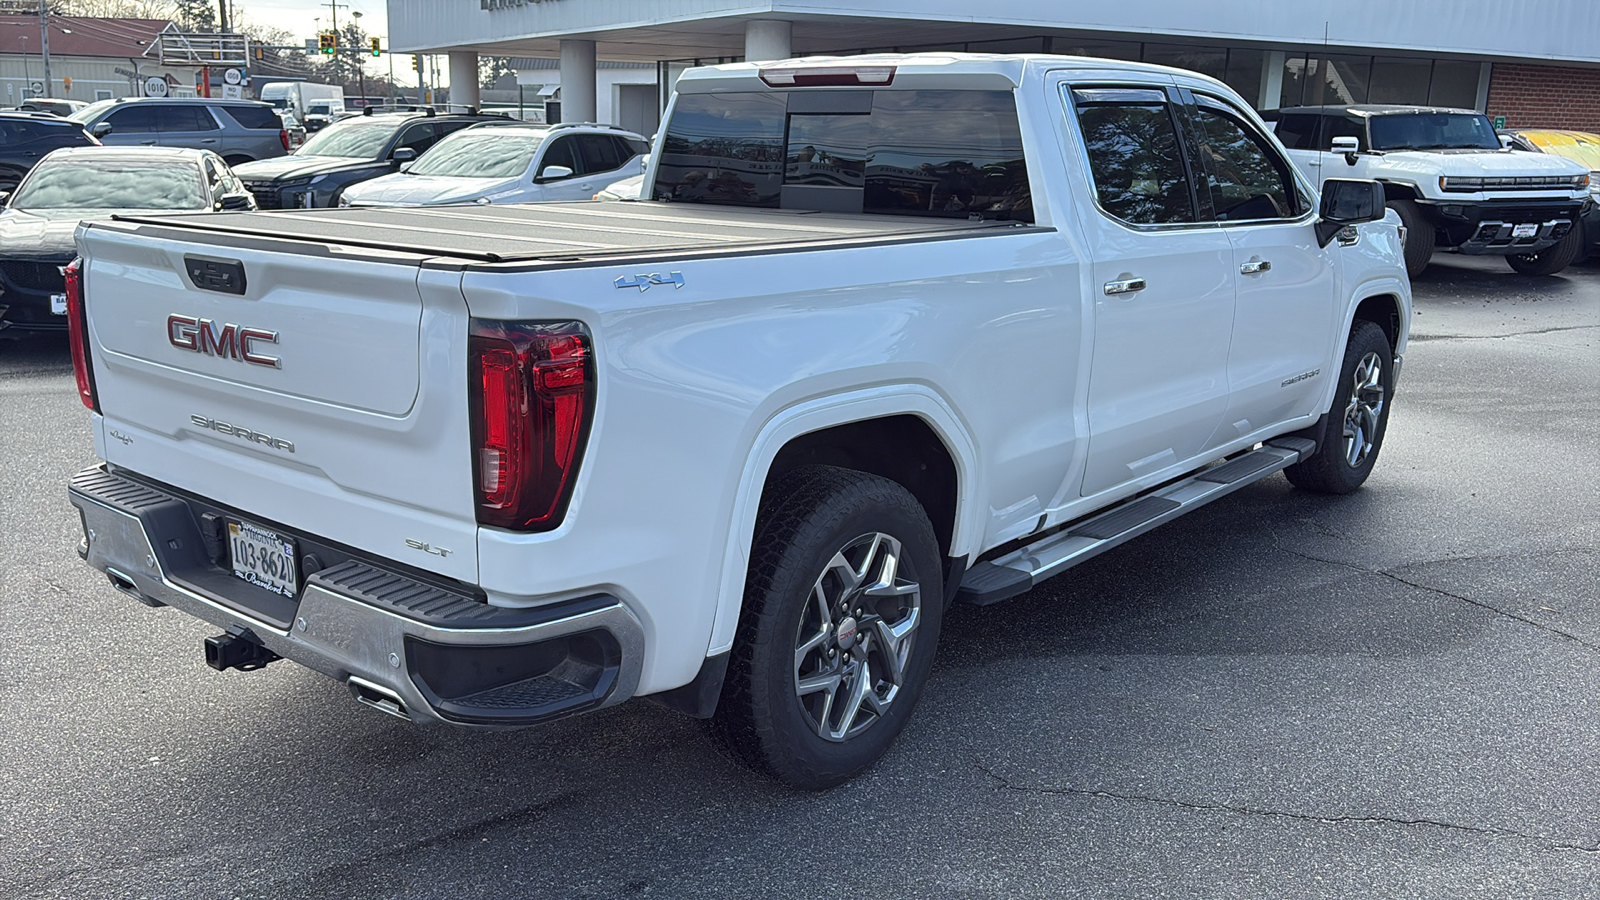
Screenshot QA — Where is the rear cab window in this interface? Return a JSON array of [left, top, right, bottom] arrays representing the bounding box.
[[654, 88, 1032, 222]]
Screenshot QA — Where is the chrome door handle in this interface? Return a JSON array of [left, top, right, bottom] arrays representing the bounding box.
[[1240, 259, 1272, 275], [1103, 277, 1147, 296]]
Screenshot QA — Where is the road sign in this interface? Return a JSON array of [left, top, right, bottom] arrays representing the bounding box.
[[221, 84, 243, 100], [1494, 116, 1507, 129], [223, 67, 242, 86], [29, 80, 42, 93], [143, 76, 169, 97]]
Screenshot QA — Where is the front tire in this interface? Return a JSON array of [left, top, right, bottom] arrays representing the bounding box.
[[1506, 226, 1583, 276], [1387, 199, 1434, 277], [1284, 320, 1394, 495], [711, 466, 943, 790]]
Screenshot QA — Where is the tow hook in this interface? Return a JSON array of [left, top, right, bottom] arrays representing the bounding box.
[[204, 631, 280, 672]]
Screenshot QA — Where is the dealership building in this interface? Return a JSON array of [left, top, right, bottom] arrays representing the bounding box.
[[389, 0, 1600, 132]]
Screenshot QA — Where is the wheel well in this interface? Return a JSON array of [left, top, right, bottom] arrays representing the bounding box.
[[766, 415, 958, 557], [1353, 293, 1402, 350], [1381, 182, 1418, 203]]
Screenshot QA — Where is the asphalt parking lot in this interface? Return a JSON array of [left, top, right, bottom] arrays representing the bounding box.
[[2, 253, 1597, 899]]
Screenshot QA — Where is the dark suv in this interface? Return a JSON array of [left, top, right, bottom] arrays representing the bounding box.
[[0, 112, 99, 191], [231, 108, 512, 209], [67, 98, 289, 166]]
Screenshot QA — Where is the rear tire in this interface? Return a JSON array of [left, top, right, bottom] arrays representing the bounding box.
[[1387, 199, 1434, 277], [1506, 225, 1583, 276], [710, 466, 943, 790], [1284, 320, 1394, 495]]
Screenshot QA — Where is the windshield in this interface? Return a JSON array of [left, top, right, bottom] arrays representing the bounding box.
[[1369, 113, 1500, 151], [11, 158, 205, 210], [296, 120, 398, 158], [409, 129, 545, 178], [67, 99, 116, 124], [307, 101, 339, 115]]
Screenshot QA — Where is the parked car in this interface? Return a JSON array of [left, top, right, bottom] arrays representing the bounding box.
[[280, 112, 308, 150], [66, 53, 1410, 788], [231, 108, 511, 209], [338, 122, 647, 207], [1501, 128, 1600, 261], [67, 97, 289, 166], [0, 146, 252, 336], [1274, 104, 1590, 275], [15, 98, 87, 117], [0, 111, 100, 191]]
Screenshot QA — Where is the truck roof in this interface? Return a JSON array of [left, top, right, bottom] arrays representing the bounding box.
[[1278, 104, 1481, 118], [676, 52, 1234, 94]]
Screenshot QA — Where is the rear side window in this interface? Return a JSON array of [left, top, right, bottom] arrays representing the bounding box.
[[1070, 88, 1195, 226], [1273, 113, 1320, 150], [157, 106, 219, 132], [221, 105, 282, 130], [655, 89, 1032, 221]]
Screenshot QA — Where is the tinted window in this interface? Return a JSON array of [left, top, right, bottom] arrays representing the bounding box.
[[394, 123, 441, 155], [221, 105, 282, 130], [654, 89, 1030, 221], [1072, 88, 1194, 225], [11, 158, 205, 209], [1319, 116, 1366, 149], [539, 136, 580, 175], [1369, 112, 1499, 150], [157, 105, 219, 132], [0, 119, 72, 144], [621, 137, 649, 157], [577, 134, 623, 173], [1273, 113, 1319, 150], [1191, 100, 1297, 220], [104, 106, 160, 134]]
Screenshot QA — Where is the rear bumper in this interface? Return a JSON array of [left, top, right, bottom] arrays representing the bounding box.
[[68, 465, 645, 728]]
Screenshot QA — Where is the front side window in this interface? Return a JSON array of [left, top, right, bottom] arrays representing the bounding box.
[[104, 106, 160, 134], [1191, 98, 1298, 221], [539, 136, 581, 176], [1071, 88, 1194, 226], [1273, 113, 1320, 151]]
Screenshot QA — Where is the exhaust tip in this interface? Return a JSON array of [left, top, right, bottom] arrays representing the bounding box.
[[347, 676, 410, 721]]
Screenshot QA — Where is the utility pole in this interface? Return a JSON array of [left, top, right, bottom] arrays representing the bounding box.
[[38, 0, 51, 98], [218, 0, 230, 34]]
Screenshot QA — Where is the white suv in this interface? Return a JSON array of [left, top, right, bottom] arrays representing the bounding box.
[[338, 122, 648, 207], [1275, 105, 1591, 275]]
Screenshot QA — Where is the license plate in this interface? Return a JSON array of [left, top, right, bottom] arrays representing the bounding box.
[[1513, 223, 1539, 238], [227, 519, 298, 597], [50, 293, 66, 315]]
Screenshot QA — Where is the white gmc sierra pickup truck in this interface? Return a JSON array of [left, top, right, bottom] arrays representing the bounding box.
[[66, 54, 1411, 789]]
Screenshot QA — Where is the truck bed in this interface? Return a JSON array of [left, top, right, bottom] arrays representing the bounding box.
[[100, 201, 1030, 268]]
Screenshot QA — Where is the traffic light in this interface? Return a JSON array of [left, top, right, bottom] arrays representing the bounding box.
[[370, 37, 381, 57], [411, 55, 419, 71], [255, 46, 264, 60], [62, 76, 71, 92], [318, 32, 336, 55]]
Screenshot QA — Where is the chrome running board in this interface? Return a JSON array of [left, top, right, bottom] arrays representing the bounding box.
[[957, 438, 1316, 605]]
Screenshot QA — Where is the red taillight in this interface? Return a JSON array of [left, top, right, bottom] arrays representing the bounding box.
[[279, 128, 290, 152], [468, 321, 594, 531], [64, 258, 98, 412]]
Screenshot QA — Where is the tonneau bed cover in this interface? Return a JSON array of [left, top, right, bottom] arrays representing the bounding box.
[[96, 201, 1031, 267]]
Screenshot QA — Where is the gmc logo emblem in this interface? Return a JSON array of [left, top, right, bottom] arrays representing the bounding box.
[[167, 315, 281, 369]]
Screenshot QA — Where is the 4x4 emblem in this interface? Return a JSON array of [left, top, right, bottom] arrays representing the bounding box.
[[613, 272, 685, 292]]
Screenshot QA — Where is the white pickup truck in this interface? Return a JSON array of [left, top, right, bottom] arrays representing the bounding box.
[[66, 54, 1411, 789]]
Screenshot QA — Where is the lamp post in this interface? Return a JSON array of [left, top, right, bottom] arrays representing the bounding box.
[[351, 10, 367, 103]]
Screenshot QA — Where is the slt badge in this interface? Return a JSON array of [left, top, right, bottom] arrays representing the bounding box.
[[614, 272, 685, 292]]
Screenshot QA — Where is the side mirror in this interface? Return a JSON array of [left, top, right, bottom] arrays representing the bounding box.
[[0, 190, 10, 206], [1330, 136, 1360, 166], [1498, 134, 1516, 150], [218, 194, 252, 211], [391, 147, 418, 164], [537, 164, 574, 183], [90, 122, 113, 138], [1316, 178, 1386, 247]]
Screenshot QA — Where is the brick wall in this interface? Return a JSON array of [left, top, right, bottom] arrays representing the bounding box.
[[1487, 64, 1600, 132]]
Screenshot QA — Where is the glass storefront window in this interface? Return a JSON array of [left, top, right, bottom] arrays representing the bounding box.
[[1048, 38, 1141, 60], [1430, 60, 1482, 109], [1223, 48, 1267, 106], [1370, 57, 1432, 105], [1142, 44, 1227, 81], [1283, 55, 1371, 106]]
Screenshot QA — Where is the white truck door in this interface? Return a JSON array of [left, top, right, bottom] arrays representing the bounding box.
[[1187, 92, 1340, 435], [1066, 86, 1236, 498]]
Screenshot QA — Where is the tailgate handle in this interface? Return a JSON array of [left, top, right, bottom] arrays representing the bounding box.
[[184, 256, 248, 296]]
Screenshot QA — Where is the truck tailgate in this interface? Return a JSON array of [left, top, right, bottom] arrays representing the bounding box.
[[77, 223, 480, 583]]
